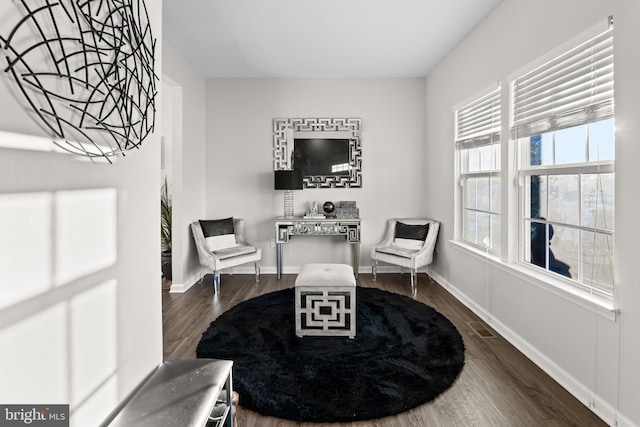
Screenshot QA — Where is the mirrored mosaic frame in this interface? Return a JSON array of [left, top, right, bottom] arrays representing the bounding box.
[[273, 117, 362, 188]]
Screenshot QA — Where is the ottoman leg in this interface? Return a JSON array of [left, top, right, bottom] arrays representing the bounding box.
[[349, 287, 356, 339]]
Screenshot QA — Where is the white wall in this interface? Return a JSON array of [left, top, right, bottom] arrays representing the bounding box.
[[161, 80, 175, 185], [0, 3, 163, 426], [162, 43, 208, 291], [426, 1, 640, 426], [205, 78, 428, 273]]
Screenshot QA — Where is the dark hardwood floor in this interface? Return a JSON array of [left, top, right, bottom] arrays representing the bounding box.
[[162, 273, 607, 427]]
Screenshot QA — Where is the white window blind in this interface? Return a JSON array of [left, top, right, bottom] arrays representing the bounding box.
[[513, 24, 613, 137], [455, 87, 501, 149]]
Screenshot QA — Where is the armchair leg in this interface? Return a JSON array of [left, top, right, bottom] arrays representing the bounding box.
[[410, 269, 417, 296], [213, 271, 221, 294], [255, 261, 261, 283], [372, 260, 377, 281]]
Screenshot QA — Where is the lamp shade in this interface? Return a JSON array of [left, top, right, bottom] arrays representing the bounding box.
[[274, 170, 303, 190]]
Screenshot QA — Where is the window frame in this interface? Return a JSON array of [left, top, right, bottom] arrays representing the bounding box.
[[512, 22, 615, 298], [454, 85, 502, 254], [516, 132, 615, 298]]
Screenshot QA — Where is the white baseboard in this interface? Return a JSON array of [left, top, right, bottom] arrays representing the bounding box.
[[256, 265, 402, 275], [248, 265, 403, 275], [427, 268, 633, 427], [169, 271, 201, 293], [615, 411, 638, 427], [181, 264, 414, 279]]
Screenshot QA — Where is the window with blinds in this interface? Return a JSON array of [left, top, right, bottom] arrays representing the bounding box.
[[513, 21, 615, 296], [513, 22, 613, 138], [455, 86, 502, 252]]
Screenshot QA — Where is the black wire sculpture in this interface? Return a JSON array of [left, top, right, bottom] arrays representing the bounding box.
[[0, 0, 157, 162]]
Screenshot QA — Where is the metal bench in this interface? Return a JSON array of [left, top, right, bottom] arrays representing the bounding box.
[[103, 359, 234, 427]]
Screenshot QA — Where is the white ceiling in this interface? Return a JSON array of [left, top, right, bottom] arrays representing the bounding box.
[[162, 0, 502, 78]]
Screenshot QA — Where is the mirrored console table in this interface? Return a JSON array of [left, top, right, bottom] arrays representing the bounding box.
[[274, 217, 361, 279]]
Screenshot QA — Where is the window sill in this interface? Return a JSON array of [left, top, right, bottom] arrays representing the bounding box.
[[449, 240, 618, 321]]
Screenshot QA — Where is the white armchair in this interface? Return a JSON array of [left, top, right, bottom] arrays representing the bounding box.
[[371, 218, 440, 295], [191, 218, 261, 293]]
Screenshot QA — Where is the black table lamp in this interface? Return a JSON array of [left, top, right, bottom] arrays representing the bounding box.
[[274, 170, 303, 218]]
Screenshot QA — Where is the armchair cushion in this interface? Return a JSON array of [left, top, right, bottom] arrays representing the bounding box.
[[200, 218, 238, 251], [375, 245, 417, 258], [393, 222, 429, 250], [214, 245, 257, 260]]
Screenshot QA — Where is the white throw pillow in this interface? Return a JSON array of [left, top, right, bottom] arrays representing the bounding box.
[[206, 234, 238, 252]]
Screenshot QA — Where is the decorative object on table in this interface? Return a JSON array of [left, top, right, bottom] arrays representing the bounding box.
[[273, 117, 362, 188], [196, 287, 465, 423], [160, 177, 172, 281], [302, 212, 325, 219], [335, 200, 359, 218], [371, 218, 440, 296], [322, 201, 335, 217], [303, 201, 325, 219], [274, 170, 303, 218], [191, 218, 261, 293], [0, 0, 157, 162]]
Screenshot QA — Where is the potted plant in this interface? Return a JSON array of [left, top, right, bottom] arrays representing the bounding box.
[[161, 177, 172, 280]]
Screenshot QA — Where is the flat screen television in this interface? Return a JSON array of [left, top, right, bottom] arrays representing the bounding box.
[[293, 138, 351, 177]]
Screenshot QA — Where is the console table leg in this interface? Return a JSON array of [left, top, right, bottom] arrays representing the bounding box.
[[276, 243, 283, 279], [353, 243, 360, 280]]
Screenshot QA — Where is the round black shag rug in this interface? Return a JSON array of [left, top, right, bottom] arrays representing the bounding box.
[[196, 287, 465, 422]]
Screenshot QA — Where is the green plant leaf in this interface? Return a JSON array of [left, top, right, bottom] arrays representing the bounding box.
[[161, 176, 172, 252]]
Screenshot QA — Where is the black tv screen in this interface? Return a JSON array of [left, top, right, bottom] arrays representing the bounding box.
[[293, 138, 350, 176]]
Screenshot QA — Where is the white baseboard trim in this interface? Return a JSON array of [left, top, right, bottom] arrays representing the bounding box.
[[615, 411, 638, 427], [253, 265, 402, 275], [169, 272, 201, 293], [182, 265, 414, 278], [427, 268, 632, 427]]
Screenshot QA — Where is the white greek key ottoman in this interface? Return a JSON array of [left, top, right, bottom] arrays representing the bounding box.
[[295, 263, 356, 338]]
